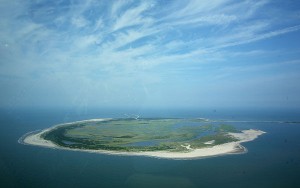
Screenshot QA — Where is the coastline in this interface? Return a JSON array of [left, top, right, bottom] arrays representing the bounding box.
[[19, 119, 266, 160]]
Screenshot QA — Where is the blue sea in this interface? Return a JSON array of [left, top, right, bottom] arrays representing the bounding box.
[[0, 108, 300, 188]]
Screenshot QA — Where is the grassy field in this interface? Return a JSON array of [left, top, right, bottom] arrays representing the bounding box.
[[41, 118, 239, 152]]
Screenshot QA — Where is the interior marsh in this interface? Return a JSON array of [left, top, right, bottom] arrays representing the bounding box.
[[41, 118, 239, 152]]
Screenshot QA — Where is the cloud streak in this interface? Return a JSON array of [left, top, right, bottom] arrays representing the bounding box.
[[1, 0, 300, 108]]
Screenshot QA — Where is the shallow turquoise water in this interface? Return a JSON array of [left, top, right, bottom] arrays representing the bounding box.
[[1, 108, 300, 188]]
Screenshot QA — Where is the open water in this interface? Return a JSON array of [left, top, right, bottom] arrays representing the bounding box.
[[0, 108, 300, 188]]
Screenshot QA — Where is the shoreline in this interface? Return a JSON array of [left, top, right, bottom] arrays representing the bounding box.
[[19, 119, 266, 160]]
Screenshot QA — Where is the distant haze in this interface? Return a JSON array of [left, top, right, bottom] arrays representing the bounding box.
[[1, 1, 300, 110]]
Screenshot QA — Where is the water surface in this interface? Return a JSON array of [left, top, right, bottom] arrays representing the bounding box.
[[1, 108, 299, 188]]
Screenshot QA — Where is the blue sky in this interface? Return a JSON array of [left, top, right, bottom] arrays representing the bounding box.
[[1, 0, 300, 110]]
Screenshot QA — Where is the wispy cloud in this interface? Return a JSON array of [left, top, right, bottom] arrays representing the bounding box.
[[208, 24, 300, 51], [1, 0, 300, 108], [1, 0, 299, 72], [112, 1, 154, 31]]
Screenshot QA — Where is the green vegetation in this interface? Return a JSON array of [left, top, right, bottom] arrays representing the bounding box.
[[216, 124, 239, 133], [41, 118, 240, 152]]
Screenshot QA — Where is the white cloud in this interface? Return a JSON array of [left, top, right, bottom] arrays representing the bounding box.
[[1, 0, 300, 95], [172, 0, 229, 18], [0, 0, 297, 75], [111, 0, 132, 17], [93, 19, 104, 32], [71, 16, 88, 28], [213, 25, 300, 49], [112, 1, 154, 31]]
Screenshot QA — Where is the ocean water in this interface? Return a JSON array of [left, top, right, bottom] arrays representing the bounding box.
[[0, 108, 300, 188]]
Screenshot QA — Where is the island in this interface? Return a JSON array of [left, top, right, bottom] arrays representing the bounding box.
[[19, 118, 266, 159]]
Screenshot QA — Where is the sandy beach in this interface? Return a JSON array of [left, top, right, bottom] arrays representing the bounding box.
[[20, 120, 266, 159]]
